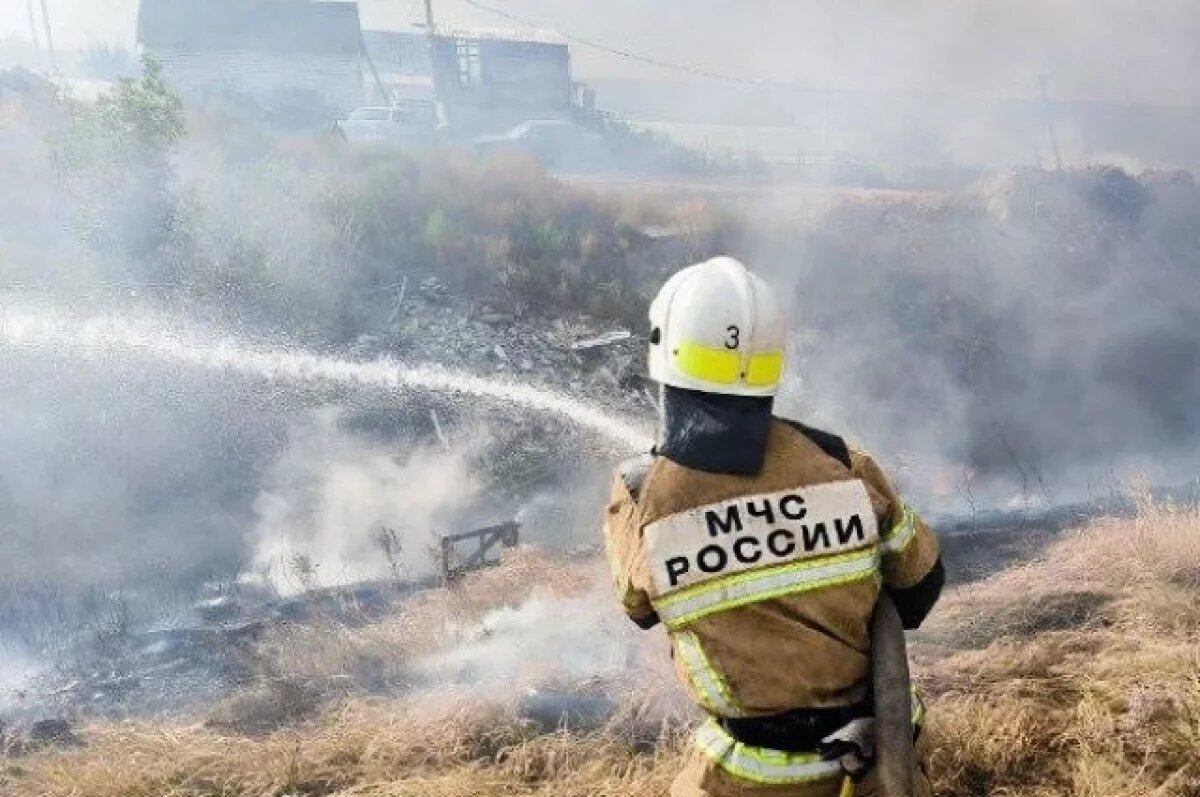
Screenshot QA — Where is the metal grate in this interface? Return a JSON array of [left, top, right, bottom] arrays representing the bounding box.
[[439, 521, 520, 581]]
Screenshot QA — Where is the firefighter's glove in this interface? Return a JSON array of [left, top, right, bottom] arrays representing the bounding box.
[[819, 718, 877, 782]]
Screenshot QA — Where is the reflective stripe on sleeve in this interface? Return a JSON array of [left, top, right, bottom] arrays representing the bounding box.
[[912, 688, 925, 726], [881, 505, 918, 554], [655, 547, 881, 629], [673, 631, 743, 717], [695, 720, 844, 785]]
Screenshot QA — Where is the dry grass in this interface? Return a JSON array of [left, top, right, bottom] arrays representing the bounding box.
[[6, 498, 1200, 796], [1, 700, 683, 797], [247, 549, 618, 703], [921, 494, 1200, 797]]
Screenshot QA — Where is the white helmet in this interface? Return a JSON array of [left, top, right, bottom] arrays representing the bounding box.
[[648, 257, 786, 397]]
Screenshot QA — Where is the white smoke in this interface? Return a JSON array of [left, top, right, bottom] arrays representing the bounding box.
[[252, 410, 484, 593], [0, 639, 40, 714], [416, 589, 637, 687]]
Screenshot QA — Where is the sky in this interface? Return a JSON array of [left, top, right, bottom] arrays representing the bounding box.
[[3, 0, 1200, 104]]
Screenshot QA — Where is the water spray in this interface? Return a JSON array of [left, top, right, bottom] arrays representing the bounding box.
[[0, 305, 653, 452]]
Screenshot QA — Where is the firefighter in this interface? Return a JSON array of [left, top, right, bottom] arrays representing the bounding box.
[[603, 257, 944, 797]]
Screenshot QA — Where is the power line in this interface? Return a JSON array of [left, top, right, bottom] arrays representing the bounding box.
[[456, 0, 778, 88]]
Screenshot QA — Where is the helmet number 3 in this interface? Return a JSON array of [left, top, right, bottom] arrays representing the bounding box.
[[725, 325, 740, 350]]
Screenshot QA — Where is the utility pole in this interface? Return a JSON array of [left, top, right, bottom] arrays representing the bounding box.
[[423, 0, 441, 121], [1037, 73, 1063, 173], [820, 80, 831, 159], [25, 0, 42, 60], [39, 0, 59, 75]]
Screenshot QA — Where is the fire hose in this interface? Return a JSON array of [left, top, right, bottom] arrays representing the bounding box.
[[870, 592, 915, 797]]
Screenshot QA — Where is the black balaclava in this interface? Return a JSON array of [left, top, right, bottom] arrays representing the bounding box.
[[656, 385, 775, 476]]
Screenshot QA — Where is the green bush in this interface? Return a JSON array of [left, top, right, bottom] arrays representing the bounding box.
[[15, 62, 730, 339], [52, 57, 185, 264]]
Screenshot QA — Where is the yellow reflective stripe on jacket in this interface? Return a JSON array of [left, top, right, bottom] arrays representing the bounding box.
[[695, 720, 843, 785], [881, 505, 918, 554], [674, 631, 743, 717], [655, 547, 881, 629], [911, 688, 925, 726]]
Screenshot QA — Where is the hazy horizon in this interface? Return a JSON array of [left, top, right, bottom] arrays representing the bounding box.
[[4, 0, 1200, 106]]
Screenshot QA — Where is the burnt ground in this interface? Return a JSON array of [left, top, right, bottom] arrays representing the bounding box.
[[4, 482, 1196, 740]]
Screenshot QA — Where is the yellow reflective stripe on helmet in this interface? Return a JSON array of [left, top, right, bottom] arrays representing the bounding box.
[[882, 505, 918, 554], [674, 631, 743, 717], [655, 547, 881, 629], [673, 341, 741, 385], [746, 351, 784, 387], [695, 720, 843, 784]]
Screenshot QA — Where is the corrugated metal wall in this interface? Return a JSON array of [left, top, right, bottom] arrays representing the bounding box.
[[480, 40, 570, 111]]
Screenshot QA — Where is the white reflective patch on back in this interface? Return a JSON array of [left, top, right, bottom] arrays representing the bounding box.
[[644, 480, 879, 593]]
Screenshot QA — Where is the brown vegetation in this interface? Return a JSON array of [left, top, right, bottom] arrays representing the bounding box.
[[250, 549, 612, 701], [5, 498, 1200, 796], [921, 492, 1200, 797]]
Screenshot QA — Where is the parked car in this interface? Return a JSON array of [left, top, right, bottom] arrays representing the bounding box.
[[336, 100, 441, 145], [471, 119, 612, 172]]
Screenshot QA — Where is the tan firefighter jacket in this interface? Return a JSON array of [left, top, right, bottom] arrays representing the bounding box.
[[603, 417, 940, 717]]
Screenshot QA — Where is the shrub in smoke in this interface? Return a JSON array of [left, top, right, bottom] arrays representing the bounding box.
[[51, 58, 184, 265], [5, 59, 718, 337], [158, 138, 695, 340]]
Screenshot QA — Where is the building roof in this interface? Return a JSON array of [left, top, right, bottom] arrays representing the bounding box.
[[363, 26, 567, 48], [362, 29, 427, 44], [137, 0, 362, 57], [433, 26, 566, 46]]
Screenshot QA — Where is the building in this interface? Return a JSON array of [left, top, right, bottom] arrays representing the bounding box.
[[360, 30, 432, 80], [136, 0, 364, 121], [360, 30, 435, 103], [428, 28, 573, 132], [361, 26, 579, 134]]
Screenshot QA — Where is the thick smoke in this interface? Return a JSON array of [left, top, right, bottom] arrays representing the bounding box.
[[3, 75, 1199, 615], [540, 0, 1200, 105], [0, 304, 624, 608], [756, 170, 1200, 504], [0, 345, 277, 599]]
